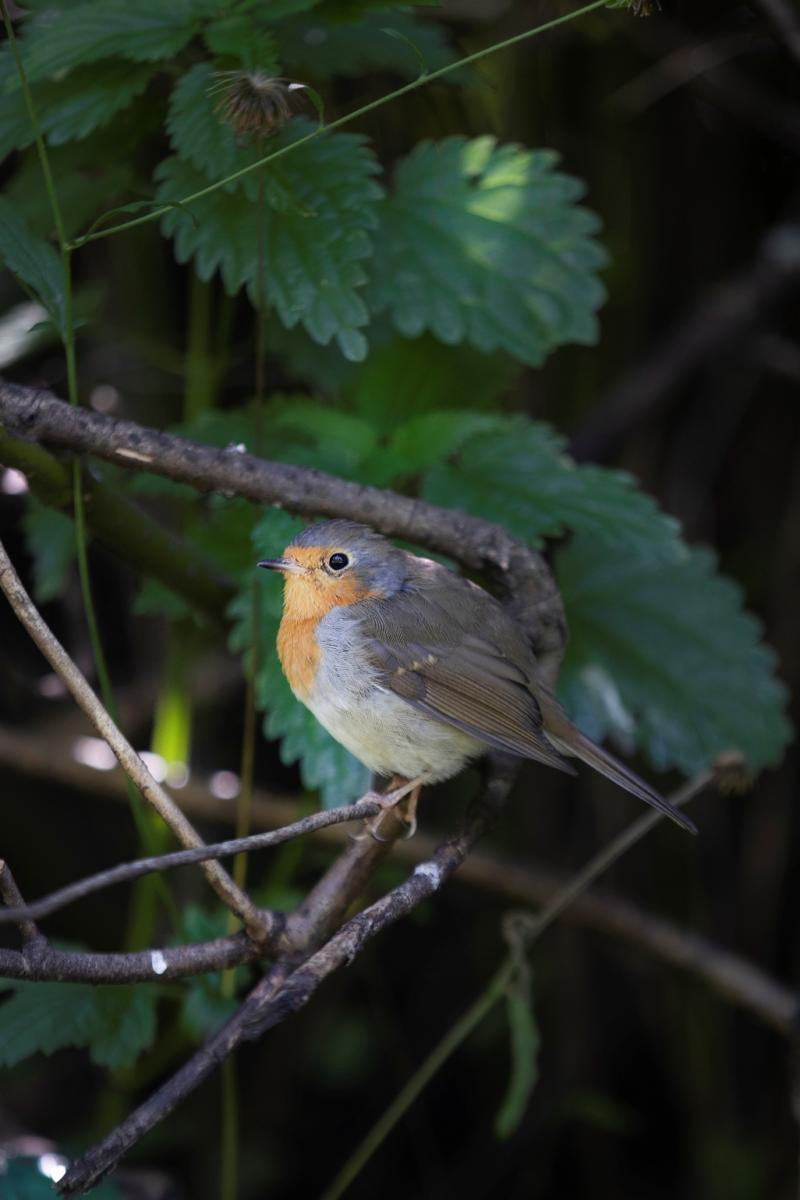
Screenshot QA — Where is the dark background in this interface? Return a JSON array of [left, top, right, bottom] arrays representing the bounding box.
[[1, 1, 799, 1197]]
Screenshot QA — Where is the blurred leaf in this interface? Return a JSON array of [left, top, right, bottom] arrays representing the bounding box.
[[20, 1, 203, 81], [495, 985, 540, 1139], [174, 906, 249, 1039], [366, 137, 607, 365], [0, 60, 156, 156], [203, 15, 278, 68], [557, 536, 792, 774], [420, 415, 682, 561], [22, 499, 77, 602], [156, 119, 383, 360], [0, 199, 65, 335], [279, 10, 457, 79], [348, 335, 518, 432], [0, 981, 157, 1069], [0, 1157, 121, 1199]]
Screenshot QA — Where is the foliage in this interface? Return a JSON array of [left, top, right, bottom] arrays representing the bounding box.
[[0, 1157, 121, 1199], [0, 979, 157, 1069]]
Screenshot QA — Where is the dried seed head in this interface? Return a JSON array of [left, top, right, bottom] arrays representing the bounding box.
[[213, 71, 303, 139]]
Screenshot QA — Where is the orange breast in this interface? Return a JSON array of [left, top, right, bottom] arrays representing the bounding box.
[[277, 615, 321, 700]]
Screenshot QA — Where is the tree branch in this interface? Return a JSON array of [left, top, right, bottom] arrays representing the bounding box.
[[0, 378, 565, 679], [0, 537, 267, 942], [0, 859, 43, 946], [56, 765, 515, 1196], [0, 425, 233, 626]]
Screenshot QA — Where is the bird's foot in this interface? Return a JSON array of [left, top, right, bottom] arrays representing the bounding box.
[[356, 776, 425, 842]]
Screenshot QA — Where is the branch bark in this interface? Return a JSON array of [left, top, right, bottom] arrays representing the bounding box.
[[0, 378, 565, 679], [0, 537, 267, 942]]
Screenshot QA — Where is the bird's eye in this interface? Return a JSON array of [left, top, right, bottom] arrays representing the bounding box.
[[328, 552, 349, 571]]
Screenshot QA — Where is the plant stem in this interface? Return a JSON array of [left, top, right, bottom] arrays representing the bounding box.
[[322, 772, 711, 1199], [69, 0, 610, 249]]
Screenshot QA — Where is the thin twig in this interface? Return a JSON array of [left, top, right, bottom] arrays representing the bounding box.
[[0, 538, 267, 942], [0, 797, 384, 926], [56, 765, 514, 1195], [0, 860, 44, 945]]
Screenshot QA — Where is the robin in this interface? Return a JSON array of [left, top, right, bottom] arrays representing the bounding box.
[[259, 520, 696, 836]]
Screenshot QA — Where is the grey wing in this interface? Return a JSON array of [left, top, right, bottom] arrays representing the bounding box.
[[358, 586, 574, 774]]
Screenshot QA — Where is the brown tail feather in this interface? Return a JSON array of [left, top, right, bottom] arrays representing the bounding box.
[[544, 724, 697, 835]]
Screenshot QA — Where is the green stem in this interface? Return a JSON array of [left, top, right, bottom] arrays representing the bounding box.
[[220, 1055, 239, 1200], [321, 959, 515, 1200], [322, 773, 710, 1199], [69, 0, 610, 249]]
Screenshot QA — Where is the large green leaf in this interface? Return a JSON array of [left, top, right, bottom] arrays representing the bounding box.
[[556, 535, 792, 774], [0, 981, 157, 1069], [22, 498, 77, 603], [366, 136, 607, 365], [156, 119, 383, 360], [0, 197, 65, 335], [418, 413, 681, 562], [20, 1, 203, 81]]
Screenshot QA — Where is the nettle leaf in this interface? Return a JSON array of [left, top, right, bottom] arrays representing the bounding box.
[[167, 62, 265, 199], [22, 498, 77, 603], [279, 10, 457, 79], [38, 59, 156, 145], [367, 137, 607, 365], [0, 197, 65, 335], [0, 981, 157, 1070], [20, 1, 203, 82], [229, 509, 371, 808], [419, 414, 681, 561], [204, 16, 278, 68], [156, 119, 383, 360], [556, 536, 792, 775]]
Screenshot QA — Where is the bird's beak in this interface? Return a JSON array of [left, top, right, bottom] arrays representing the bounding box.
[[257, 557, 303, 574]]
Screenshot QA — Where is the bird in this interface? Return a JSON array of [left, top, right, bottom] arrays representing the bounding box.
[[258, 520, 696, 836]]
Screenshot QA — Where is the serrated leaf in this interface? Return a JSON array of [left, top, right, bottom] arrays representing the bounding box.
[[203, 15, 278, 68], [279, 10, 457, 79], [22, 498, 77, 602], [366, 136, 607, 366], [556, 536, 792, 775], [0, 59, 156, 156], [166, 62, 266, 203], [0, 981, 156, 1070], [21, 1, 203, 82], [348, 335, 518, 434], [156, 119, 382, 359], [0, 198, 65, 335], [495, 985, 540, 1139], [420, 414, 682, 561]]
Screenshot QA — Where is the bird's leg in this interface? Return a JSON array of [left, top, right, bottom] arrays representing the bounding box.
[[358, 774, 426, 842]]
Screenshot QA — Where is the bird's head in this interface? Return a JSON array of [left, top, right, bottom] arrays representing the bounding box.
[[258, 520, 408, 619]]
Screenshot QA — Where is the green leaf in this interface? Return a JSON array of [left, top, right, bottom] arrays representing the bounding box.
[[175, 906, 249, 1038], [0, 981, 157, 1070], [22, 498, 77, 603], [495, 984, 540, 1139], [0, 198, 65, 335], [230, 509, 372, 808], [203, 15, 279, 68], [419, 414, 682, 561], [347, 335, 518, 433], [156, 119, 383, 360], [366, 136, 607, 365], [279, 10, 458, 79], [556, 535, 792, 775], [20, 1, 203, 82], [166, 62, 266, 202]]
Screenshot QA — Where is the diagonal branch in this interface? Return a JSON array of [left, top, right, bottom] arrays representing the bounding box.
[[56, 764, 515, 1196], [0, 537, 268, 943], [0, 378, 565, 679]]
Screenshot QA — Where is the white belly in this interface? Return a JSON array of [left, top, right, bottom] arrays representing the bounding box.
[[298, 607, 484, 783]]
